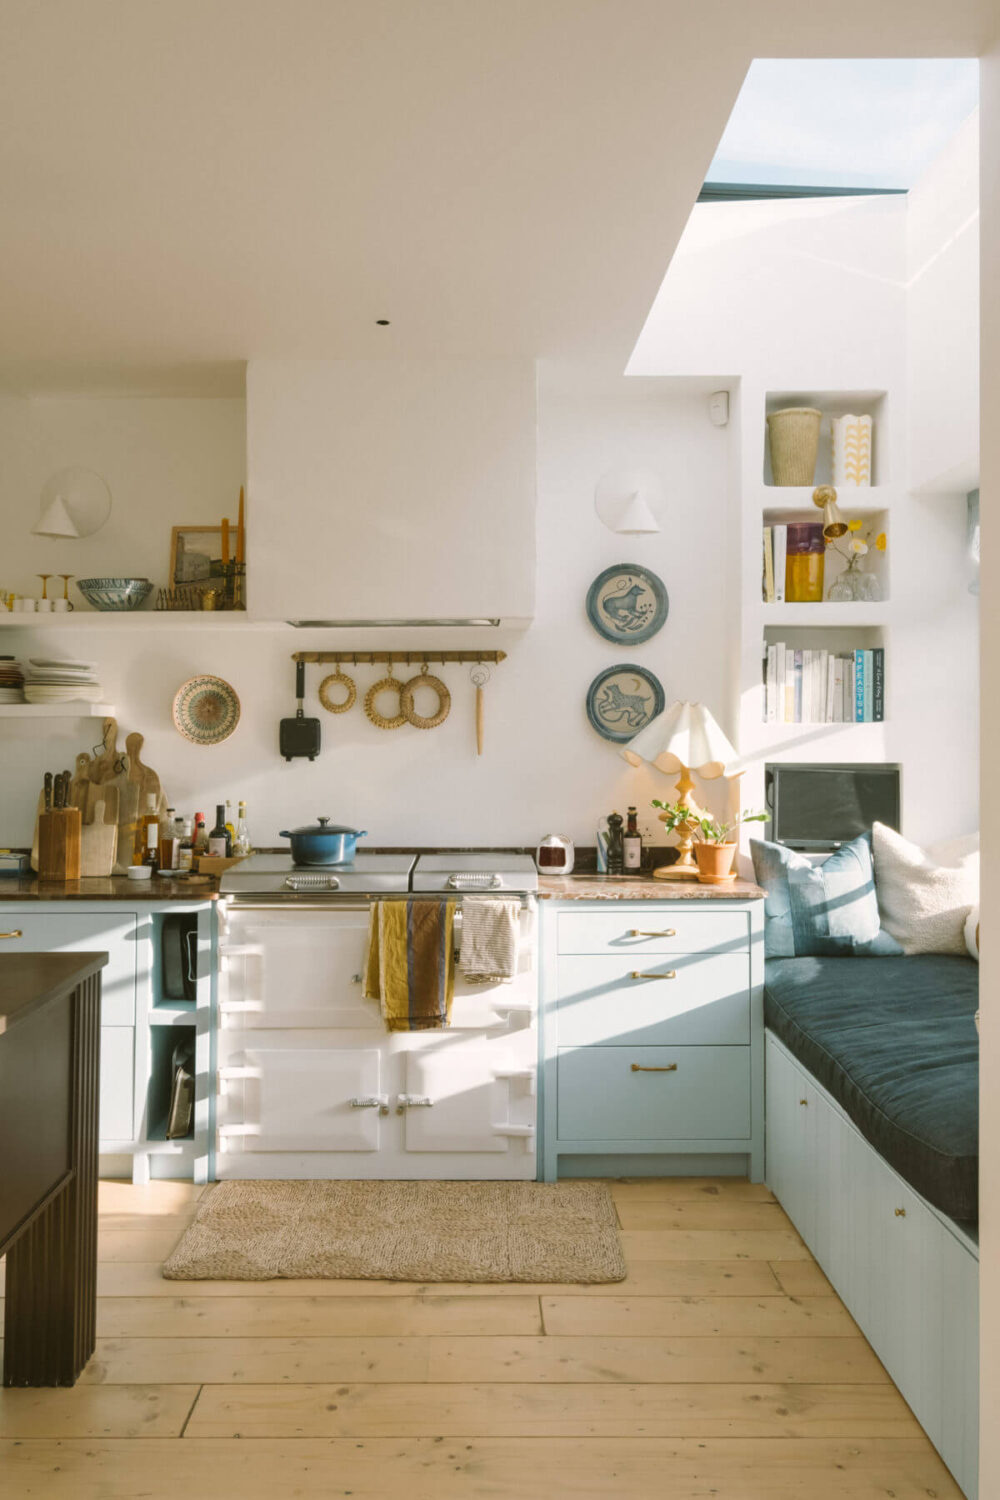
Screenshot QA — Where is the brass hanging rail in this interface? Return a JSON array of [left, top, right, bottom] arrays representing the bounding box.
[[292, 650, 507, 665]]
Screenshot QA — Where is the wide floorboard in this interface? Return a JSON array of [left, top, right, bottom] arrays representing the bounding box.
[[0, 1177, 962, 1498]]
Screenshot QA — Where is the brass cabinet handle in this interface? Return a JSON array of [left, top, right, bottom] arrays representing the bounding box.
[[628, 928, 676, 938], [894, 1207, 906, 1217], [631, 1062, 678, 1073], [630, 970, 676, 980], [799, 1098, 808, 1106], [0, 929, 23, 939]]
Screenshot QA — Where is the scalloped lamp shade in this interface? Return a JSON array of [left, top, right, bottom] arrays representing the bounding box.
[[621, 700, 738, 779], [31, 494, 80, 538]]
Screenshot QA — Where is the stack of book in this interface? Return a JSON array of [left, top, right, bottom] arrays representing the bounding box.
[[764, 644, 885, 723]]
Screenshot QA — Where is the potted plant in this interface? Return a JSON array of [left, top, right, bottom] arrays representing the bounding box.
[[652, 801, 769, 883]]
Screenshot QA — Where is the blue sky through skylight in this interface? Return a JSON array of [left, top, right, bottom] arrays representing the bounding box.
[[706, 59, 979, 190]]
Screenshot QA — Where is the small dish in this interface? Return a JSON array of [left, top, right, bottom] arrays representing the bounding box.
[[586, 664, 665, 743], [127, 864, 153, 881]]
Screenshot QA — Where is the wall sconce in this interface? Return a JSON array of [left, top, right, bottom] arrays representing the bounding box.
[[32, 467, 112, 539], [812, 485, 848, 540], [594, 468, 662, 535]]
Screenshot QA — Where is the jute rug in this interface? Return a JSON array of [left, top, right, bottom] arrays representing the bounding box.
[[162, 1180, 626, 1283]]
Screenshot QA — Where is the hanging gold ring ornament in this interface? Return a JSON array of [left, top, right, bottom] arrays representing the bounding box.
[[318, 670, 357, 714], [364, 672, 407, 729], [401, 664, 451, 729]]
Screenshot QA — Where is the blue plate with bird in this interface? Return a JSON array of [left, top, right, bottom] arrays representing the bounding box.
[[586, 664, 665, 743], [586, 563, 668, 645]]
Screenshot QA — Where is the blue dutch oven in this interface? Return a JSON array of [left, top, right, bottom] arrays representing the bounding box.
[[279, 818, 368, 865]]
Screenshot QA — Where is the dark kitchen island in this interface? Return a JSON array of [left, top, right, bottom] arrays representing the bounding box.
[[0, 950, 107, 1385]]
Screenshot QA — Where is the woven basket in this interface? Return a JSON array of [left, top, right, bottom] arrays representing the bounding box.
[[766, 407, 822, 486]]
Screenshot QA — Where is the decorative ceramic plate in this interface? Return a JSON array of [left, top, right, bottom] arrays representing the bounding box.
[[586, 664, 665, 743], [172, 675, 241, 745], [586, 564, 668, 645]]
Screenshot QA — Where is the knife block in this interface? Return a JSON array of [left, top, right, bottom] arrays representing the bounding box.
[[38, 807, 82, 880]]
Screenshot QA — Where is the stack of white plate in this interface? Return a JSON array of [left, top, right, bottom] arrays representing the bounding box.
[[23, 657, 102, 704], [0, 656, 25, 703]]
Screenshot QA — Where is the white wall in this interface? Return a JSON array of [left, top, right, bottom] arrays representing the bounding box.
[[0, 396, 247, 598], [628, 190, 979, 847], [0, 367, 735, 850], [978, 45, 999, 1500], [906, 111, 980, 494]]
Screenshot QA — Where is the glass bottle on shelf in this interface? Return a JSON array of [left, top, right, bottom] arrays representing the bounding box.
[[208, 804, 231, 858], [133, 793, 159, 864], [143, 822, 159, 872], [178, 819, 195, 872], [159, 807, 179, 872], [623, 806, 642, 874], [234, 800, 251, 857], [193, 813, 208, 853], [784, 523, 825, 603], [224, 800, 235, 842]]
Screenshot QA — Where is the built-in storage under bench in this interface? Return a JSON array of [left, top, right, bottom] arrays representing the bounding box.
[[539, 897, 765, 1182]]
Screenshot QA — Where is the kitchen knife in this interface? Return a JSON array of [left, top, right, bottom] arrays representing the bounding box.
[[44, 771, 53, 811], [53, 771, 65, 809]]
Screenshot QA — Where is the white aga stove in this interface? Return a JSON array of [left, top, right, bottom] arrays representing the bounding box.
[[216, 853, 538, 1180]]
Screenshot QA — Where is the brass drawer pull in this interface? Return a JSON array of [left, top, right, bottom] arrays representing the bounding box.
[[631, 1062, 678, 1073], [0, 929, 23, 939], [799, 1098, 808, 1106], [630, 970, 676, 980], [894, 1207, 906, 1217], [628, 928, 676, 938]]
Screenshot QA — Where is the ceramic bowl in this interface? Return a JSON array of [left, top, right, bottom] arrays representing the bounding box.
[[76, 577, 153, 611]]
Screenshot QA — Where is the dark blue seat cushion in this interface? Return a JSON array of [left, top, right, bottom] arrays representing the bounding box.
[[764, 955, 979, 1223]]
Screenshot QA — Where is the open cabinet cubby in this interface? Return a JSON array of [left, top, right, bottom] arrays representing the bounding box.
[[146, 1024, 197, 1143], [763, 389, 888, 487], [762, 624, 887, 727], [763, 506, 890, 604]]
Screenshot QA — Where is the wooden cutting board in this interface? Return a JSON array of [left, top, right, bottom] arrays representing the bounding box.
[[80, 797, 118, 877], [89, 717, 121, 786], [85, 778, 119, 828], [70, 752, 93, 810], [125, 732, 164, 808]]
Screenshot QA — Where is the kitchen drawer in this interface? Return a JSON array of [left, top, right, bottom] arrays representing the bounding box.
[[555, 909, 749, 956], [557, 1045, 750, 1141], [0, 911, 138, 1025], [555, 953, 749, 1047], [100, 1025, 135, 1142]]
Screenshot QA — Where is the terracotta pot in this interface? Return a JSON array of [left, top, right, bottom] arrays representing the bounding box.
[[694, 841, 737, 883]]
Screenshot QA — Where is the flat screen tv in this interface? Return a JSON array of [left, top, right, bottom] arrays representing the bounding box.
[[765, 763, 901, 850]]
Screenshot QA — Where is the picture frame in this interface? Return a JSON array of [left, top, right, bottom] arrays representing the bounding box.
[[169, 526, 228, 587]]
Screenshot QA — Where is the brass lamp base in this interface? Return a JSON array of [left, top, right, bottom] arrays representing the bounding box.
[[652, 861, 700, 881]]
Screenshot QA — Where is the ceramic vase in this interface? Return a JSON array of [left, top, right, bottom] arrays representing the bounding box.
[[831, 414, 873, 486]]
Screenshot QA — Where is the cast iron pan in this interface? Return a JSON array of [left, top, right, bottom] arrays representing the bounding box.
[[280, 661, 321, 761]]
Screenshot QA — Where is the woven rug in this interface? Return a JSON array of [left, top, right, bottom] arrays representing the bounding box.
[[162, 1179, 626, 1283]]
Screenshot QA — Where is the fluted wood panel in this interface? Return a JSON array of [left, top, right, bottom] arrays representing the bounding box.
[[3, 970, 101, 1386]]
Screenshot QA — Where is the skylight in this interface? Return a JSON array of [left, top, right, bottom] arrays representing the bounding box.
[[703, 58, 978, 198]]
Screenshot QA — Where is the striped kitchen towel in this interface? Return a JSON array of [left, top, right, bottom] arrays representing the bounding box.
[[364, 899, 456, 1030]]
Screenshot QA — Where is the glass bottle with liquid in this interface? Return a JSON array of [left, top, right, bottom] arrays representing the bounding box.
[[159, 807, 179, 872], [225, 800, 235, 843], [234, 800, 251, 857], [208, 804, 231, 858], [133, 793, 159, 865], [623, 806, 642, 874]]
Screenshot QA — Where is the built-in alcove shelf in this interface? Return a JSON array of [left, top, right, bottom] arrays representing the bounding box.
[[762, 624, 886, 727], [762, 504, 890, 605], [763, 389, 888, 486]]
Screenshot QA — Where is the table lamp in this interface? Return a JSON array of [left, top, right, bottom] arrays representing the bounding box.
[[621, 700, 739, 880]]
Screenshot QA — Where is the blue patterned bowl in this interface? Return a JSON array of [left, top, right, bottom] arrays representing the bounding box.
[[76, 577, 153, 611]]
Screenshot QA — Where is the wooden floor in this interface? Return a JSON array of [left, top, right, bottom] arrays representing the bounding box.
[[0, 1177, 963, 1498]]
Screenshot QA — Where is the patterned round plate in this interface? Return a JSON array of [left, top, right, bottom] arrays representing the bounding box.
[[586, 563, 668, 645], [172, 675, 241, 745], [586, 664, 665, 743]]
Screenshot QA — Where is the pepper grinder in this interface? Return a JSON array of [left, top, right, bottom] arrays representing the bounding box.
[[606, 810, 624, 876]]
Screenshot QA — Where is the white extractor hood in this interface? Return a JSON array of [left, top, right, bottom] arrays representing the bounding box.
[[246, 359, 536, 627]]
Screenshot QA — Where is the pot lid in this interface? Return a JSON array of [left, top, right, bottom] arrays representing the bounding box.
[[282, 818, 366, 836]]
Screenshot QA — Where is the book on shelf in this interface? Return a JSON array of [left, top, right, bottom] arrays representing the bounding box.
[[763, 527, 775, 603], [772, 524, 787, 604], [764, 643, 884, 724]]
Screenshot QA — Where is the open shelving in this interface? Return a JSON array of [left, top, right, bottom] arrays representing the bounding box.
[[763, 389, 888, 486], [0, 702, 116, 717]]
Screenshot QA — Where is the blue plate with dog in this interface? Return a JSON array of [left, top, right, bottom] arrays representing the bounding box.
[[586, 664, 665, 743], [586, 563, 668, 645]]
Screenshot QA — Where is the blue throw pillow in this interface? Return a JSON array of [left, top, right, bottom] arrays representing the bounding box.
[[750, 835, 903, 958]]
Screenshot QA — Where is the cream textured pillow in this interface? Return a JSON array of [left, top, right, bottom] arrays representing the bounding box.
[[872, 822, 979, 956]]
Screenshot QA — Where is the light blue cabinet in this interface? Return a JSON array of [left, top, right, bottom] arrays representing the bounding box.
[[539, 896, 765, 1182], [766, 1031, 979, 1499]]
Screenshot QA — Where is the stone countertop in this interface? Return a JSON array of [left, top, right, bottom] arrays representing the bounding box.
[[538, 874, 765, 900], [0, 874, 218, 902]]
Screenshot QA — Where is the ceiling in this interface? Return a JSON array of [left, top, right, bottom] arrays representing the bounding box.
[[0, 0, 996, 394]]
